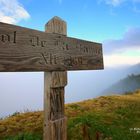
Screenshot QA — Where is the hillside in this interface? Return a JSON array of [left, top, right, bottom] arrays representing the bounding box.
[[101, 74, 140, 95], [0, 90, 140, 140], [127, 63, 140, 75]]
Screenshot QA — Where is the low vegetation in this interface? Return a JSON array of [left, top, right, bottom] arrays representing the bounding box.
[[0, 89, 140, 140]]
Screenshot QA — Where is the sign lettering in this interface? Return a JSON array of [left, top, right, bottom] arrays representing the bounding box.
[[0, 22, 103, 72], [0, 31, 16, 44]]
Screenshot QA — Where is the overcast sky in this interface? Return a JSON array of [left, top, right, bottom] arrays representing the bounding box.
[[0, 0, 140, 117]]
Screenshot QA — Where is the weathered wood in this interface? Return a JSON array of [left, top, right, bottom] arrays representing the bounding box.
[[44, 17, 67, 140], [44, 72, 67, 140], [45, 16, 67, 35], [44, 79, 65, 121], [44, 117, 67, 140], [0, 20, 103, 72], [50, 117, 67, 140], [51, 71, 67, 88]]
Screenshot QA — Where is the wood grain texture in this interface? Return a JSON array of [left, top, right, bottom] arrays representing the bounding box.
[[44, 73, 65, 120], [44, 17, 67, 140], [44, 117, 67, 140], [0, 20, 103, 72], [51, 71, 67, 88], [45, 16, 67, 35]]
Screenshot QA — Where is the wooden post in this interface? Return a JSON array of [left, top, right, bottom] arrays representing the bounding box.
[[44, 17, 67, 140]]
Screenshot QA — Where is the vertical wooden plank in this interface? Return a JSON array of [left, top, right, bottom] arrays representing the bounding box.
[[44, 16, 67, 140], [45, 16, 67, 35]]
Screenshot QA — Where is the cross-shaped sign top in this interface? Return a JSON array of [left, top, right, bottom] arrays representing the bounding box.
[[0, 16, 104, 140], [0, 17, 103, 72]]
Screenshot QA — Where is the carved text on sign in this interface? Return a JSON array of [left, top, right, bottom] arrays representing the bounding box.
[[77, 45, 101, 55], [0, 32, 101, 58], [0, 31, 16, 44], [30, 35, 47, 47], [63, 56, 83, 67], [61, 42, 101, 55], [39, 52, 83, 67], [40, 53, 57, 65], [0, 22, 103, 71]]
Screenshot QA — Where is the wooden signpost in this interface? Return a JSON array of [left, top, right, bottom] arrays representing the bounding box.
[[0, 16, 104, 140]]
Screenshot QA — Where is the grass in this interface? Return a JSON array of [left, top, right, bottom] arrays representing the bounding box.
[[0, 89, 140, 140], [4, 133, 42, 140]]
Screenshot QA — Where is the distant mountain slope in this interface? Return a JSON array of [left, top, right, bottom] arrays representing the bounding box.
[[66, 63, 140, 103], [127, 63, 140, 75], [102, 74, 140, 95]]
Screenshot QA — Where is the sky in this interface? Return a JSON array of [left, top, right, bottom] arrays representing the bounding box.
[[0, 0, 140, 117], [0, 0, 140, 66]]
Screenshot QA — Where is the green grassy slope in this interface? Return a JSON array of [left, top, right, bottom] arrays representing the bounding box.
[[0, 89, 140, 140]]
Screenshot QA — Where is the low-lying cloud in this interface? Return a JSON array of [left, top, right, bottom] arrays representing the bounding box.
[[103, 27, 140, 67], [103, 27, 140, 54], [0, 0, 30, 24]]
